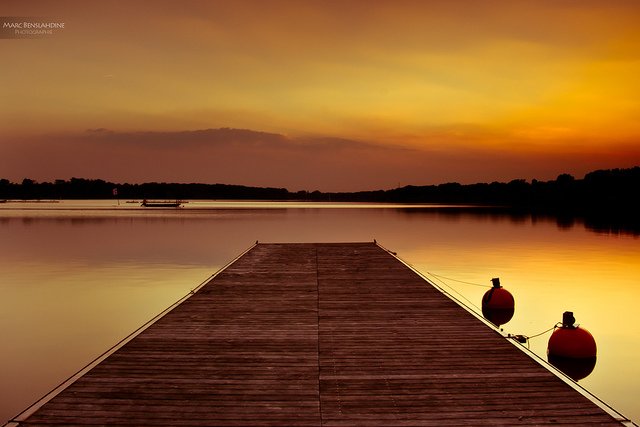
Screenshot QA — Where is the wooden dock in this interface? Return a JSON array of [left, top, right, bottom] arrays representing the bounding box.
[[12, 242, 625, 426]]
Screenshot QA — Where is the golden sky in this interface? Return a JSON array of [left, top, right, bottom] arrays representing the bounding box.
[[1, 0, 639, 190]]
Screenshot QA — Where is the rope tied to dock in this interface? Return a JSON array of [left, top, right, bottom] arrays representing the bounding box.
[[424, 271, 483, 313], [426, 272, 492, 288], [528, 323, 562, 339], [508, 324, 560, 348]]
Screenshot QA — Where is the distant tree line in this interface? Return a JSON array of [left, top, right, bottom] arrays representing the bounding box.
[[1, 167, 638, 213], [327, 167, 640, 210], [0, 178, 290, 200]]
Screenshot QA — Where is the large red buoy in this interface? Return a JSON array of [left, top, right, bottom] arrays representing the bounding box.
[[547, 311, 597, 381], [481, 278, 515, 326]]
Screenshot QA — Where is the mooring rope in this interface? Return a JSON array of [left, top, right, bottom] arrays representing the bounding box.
[[426, 272, 492, 288], [423, 271, 484, 313], [506, 324, 560, 349], [527, 324, 560, 339], [374, 241, 490, 324]]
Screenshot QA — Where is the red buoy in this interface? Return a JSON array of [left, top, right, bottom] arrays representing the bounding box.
[[547, 311, 597, 381], [481, 278, 515, 326]]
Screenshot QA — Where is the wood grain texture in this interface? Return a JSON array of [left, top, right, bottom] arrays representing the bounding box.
[[17, 243, 621, 426]]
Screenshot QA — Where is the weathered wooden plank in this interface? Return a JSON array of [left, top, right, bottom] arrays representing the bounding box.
[[15, 242, 622, 426]]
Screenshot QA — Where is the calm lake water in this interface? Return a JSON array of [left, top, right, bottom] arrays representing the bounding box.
[[1, 200, 639, 424]]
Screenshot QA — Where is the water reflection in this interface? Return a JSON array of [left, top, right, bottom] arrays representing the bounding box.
[[2, 198, 640, 235], [398, 206, 640, 236], [584, 213, 640, 236], [548, 355, 597, 381]]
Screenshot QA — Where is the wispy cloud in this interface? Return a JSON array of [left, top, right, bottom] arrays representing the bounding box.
[[80, 128, 391, 152]]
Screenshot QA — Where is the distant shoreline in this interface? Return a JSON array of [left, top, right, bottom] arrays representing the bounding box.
[[1, 166, 638, 212]]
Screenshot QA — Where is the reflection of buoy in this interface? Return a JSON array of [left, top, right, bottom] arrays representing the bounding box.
[[547, 311, 597, 381], [481, 278, 515, 326]]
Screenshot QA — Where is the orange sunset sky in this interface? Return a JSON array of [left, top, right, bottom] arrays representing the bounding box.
[[1, 0, 640, 191]]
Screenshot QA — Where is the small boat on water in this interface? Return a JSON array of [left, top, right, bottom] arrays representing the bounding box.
[[141, 199, 182, 208]]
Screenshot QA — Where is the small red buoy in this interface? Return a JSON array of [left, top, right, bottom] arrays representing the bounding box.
[[547, 311, 597, 381], [481, 278, 515, 326]]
